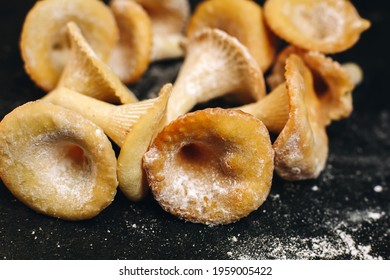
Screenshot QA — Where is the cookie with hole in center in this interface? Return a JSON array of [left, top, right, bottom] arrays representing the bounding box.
[[143, 108, 274, 225]]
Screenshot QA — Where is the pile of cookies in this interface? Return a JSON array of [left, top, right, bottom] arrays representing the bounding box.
[[0, 0, 370, 225]]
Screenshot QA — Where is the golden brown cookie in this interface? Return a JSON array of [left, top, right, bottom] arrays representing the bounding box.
[[0, 101, 118, 220], [44, 84, 170, 148], [166, 28, 266, 123], [239, 54, 329, 180], [143, 108, 274, 225], [273, 55, 329, 180], [264, 0, 370, 53], [130, 0, 190, 61], [43, 84, 172, 201], [187, 0, 277, 72], [58, 22, 137, 104], [109, 0, 152, 84], [117, 84, 171, 201], [267, 46, 355, 125], [20, 0, 119, 91]]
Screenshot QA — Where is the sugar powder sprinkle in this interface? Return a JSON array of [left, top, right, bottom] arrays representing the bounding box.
[[224, 207, 385, 260], [226, 230, 381, 260]]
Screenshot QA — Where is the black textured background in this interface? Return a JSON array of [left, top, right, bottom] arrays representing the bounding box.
[[0, 1, 389, 259]]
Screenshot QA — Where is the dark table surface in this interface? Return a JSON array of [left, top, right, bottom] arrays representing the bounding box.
[[0, 1, 389, 260]]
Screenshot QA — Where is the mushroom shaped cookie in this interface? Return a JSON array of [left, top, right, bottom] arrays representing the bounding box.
[[117, 84, 171, 201], [44, 84, 171, 201], [109, 0, 152, 84], [20, 0, 119, 91], [166, 28, 266, 124], [186, 0, 277, 72], [129, 0, 190, 61], [273, 55, 329, 180], [43, 86, 166, 147], [276, 55, 328, 180], [58, 22, 137, 104], [267, 46, 356, 125], [239, 54, 329, 180], [263, 0, 370, 53], [0, 101, 118, 220], [143, 108, 274, 225]]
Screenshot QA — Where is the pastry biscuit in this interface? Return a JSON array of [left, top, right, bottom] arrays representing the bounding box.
[[143, 108, 274, 225], [273, 55, 329, 181], [130, 0, 190, 61], [239, 54, 329, 181], [0, 101, 118, 220], [58, 22, 137, 104], [43, 84, 172, 202], [166, 28, 266, 123], [20, 0, 119, 91], [187, 0, 277, 72], [267, 46, 355, 125], [109, 0, 152, 84], [264, 0, 370, 53]]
